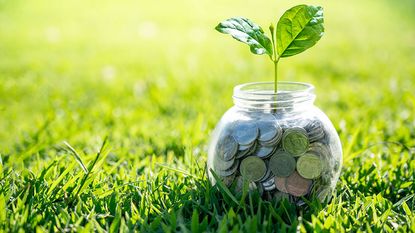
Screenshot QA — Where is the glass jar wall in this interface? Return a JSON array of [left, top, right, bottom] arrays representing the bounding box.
[[207, 82, 342, 205]]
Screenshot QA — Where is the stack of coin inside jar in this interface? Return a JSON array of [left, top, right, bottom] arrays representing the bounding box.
[[212, 111, 338, 204]]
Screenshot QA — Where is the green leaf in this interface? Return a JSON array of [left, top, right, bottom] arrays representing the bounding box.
[[402, 202, 413, 217], [216, 17, 273, 56], [191, 210, 199, 233], [276, 5, 324, 57], [0, 194, 6, 224], [109, 205, 121, 233], [64, 141, 88, 174], [209, 169, 239, 205], [0, 154, 3, 174]]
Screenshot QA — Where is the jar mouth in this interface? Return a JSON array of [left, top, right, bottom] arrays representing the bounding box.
[[233, 81, 316, 110]]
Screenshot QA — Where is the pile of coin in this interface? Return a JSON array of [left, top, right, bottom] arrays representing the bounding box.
[[211, 112, 336, 203]]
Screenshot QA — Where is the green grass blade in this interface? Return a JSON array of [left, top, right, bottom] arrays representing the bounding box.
[[64, 141, 88, 174], [209, 169, 239, 205]]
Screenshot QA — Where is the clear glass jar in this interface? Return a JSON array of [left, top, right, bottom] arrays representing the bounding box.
[[207, 82, 342, 205]]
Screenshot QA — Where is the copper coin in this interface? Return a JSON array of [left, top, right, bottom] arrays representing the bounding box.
[[285, 171, 312, 197], [274, 177, 288, 193]]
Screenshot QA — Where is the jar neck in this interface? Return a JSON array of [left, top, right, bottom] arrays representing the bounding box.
[[232, 82, 316, 111]]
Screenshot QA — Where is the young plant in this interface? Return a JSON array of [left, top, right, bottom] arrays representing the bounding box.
[[215, 4, 324, 93]]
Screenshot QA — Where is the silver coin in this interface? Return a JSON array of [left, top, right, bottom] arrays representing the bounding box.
[[236, 141, 257, 159], [253, 145, 275, 159], [235, 149, 249, 159], [216, 134, 238, 161], [308, 130, 325, 143], [257, 183, 265, 196], [316, 185, 332, 202], [213, 157, 235, 171], [261, 176, 275, 187], [320, 171, 332, 185], [217, 160, 239, 177], [257, 115, 282, 143], [246, 141, 258, 157], [309, 142, 330, 156], [304, 119, 320, 130], [232, 121, 259, 146], [258, 121, 279, 142], [259, 166, 272, 182], [259, 131, 282, 147], [239, 144, 252, 151], [234, 176, 259, 194], [309, 142, 332, 170], [305, 119, 325, 142], [263, 183, 276, 191], [238, 139, 256, 151]]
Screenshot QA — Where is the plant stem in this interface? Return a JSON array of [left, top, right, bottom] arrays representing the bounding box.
[[269, 23, 279, 94], [274, 57, 280, 93]]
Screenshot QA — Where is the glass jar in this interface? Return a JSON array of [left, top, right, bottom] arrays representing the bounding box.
[[207, 82, 342, 205]]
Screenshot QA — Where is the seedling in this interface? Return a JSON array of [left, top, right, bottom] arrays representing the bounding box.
[[215, 4, 324, 93]]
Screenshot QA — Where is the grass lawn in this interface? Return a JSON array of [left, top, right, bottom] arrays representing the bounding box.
[[0, 0, 414, 232]]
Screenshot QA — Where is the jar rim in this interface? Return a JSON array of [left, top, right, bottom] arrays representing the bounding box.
[[232, 81, 316, 110], [233, 81, 314, 96]]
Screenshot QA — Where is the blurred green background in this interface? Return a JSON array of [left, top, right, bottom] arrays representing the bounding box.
[[0, 0, 414, 231], [1, 0, 414, 153]]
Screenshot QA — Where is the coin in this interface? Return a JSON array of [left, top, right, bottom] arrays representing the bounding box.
[[232, 121, 259, 146], [308, 129, 325, 143], [282, 127, 309, 156], [308, 142, 331, 170], [269, 151, 296, 177], [216, 134, 238, 161], [240, 156, 267, 182], [263, 183, 276, 191], [305, 119, 325, 143], [262, 176, 275, 187], [257, 183, 264, 196], [236, 141, 258, 158], [316, 186, 332, 202], [234, 176, 259, 193], [233, 176, 244, 193], [257, 117, 280, 142], [296, 153, 323, 179], [262, 176, 276, 191], [239, 144, 252, 151], [221, 173, 236, 187], [333, 160, 340, 172], [253, 145, 275, 159], [309, 142, 330, 157], [259, 166, 272, 182], [258, 122, 283, 147], [213, 157, 235, 171], [217, 160, 240, 177], [319, 171, 332, 186], [247, 141, 258, 154], [258, 120, 283, 147], [285, 171, 312, 197], [275, 177, 288, 193], [259, 134, 281, 147], [235, 149, 249, 159]]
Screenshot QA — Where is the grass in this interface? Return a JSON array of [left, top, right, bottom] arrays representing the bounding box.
[[0, 0, 414, 232]]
